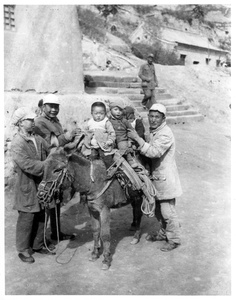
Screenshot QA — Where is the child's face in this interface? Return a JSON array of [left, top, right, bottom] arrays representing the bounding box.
[[91, 106, 106, 122], [110, 107, 123, 119], [127, 113, 135, 123]]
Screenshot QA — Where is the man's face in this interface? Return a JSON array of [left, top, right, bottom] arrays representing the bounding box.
[[110, 107, 123, 119], [148, 110, 164, 130], [20, 119, 35, 133], [43, 103, 60, 118], [147, 56, 153, 64], [91, 106, 106, 122]]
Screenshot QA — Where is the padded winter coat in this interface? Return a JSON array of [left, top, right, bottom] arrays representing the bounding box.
[[11, 133, 49, 212], [140, 121, 182, 200]]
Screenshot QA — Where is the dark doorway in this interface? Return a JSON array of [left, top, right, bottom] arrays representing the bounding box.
[[180, 54, 186, 65]]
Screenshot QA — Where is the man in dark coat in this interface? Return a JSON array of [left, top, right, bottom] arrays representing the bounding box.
[[34, 94, 78, 242], [11, 107, 55, 263]]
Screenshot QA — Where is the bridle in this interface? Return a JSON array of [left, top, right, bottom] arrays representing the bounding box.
[[37, 168, 72, 208]]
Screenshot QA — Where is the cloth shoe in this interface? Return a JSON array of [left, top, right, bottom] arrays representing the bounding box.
[[146, 233, 166, 242], [32, 247, 56, 255], [160, 242, 179, 252], [18, 252, 35, 263]]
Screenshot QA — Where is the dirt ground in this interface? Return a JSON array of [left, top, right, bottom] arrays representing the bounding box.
[[4, 118, 231, 295]]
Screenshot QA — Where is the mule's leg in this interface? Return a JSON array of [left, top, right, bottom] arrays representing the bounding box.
[[100, 206, 111, 270], [88, 208, 101, 262], [130, 196, 143, 245]]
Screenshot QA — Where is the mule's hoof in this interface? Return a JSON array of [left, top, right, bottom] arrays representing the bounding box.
[[89, 255, 99, 262], [130, 238, 139, 245], [102, 263, 110, 270]]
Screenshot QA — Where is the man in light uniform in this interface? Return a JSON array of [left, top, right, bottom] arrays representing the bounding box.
[[128, 103, 182, 251], [138, 53, 158, 109]]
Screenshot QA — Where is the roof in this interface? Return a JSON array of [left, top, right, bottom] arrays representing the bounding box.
[[161, 27, 227, 52]]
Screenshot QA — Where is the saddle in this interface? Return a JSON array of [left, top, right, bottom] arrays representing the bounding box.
[[69, 131, 157, 216]]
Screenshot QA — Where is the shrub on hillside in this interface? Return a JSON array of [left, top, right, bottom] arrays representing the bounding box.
[[76, 7, 106, 42], [131, 42, 181, 66], [133, 5, 155, 16], [111, 31, 131, 47]]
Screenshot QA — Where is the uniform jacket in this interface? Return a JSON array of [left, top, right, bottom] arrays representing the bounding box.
[[140, 121, 182, 200], [109, 116, 134, 144], [11, 133, 49, 212], [138, 62, 158, 89], [34, 114, 69, 146]]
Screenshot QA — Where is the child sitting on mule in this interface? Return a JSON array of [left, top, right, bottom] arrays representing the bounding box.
[[84, 101, 116, 167], [108, 99, 138, 169]]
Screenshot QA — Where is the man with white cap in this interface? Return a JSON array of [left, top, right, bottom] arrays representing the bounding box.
[[34, 94, 77, 242], [138, 53, 158, 110], [11, 107, 56, 263], [128, 103, 182, 251]]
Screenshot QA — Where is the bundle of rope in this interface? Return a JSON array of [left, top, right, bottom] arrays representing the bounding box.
[[136, 170, 157, 218], [110, 151, 157, 218]]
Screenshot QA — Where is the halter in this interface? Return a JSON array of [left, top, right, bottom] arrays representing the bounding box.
[[37, 168, 71, 208]]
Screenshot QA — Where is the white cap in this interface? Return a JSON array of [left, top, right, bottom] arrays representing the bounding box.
[[43, 94, 60, 105], [11, 107, 36, 126], [149, 103, 166, 116]]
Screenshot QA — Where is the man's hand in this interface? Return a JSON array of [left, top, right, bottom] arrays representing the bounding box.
[[127, 130, 144, 147], [64, 128, 81, 141], [103, 140, 113, 150]]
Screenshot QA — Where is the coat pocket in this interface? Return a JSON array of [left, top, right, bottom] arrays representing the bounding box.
[[20, 182, 32, 195]]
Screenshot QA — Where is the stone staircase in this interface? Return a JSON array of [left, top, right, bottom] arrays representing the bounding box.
[[84, 73, 204, 124]]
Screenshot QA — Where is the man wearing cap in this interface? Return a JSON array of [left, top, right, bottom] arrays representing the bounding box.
[[128, 103, 182, 251], [34, 94, 77, 242], [11, 107, 56, 263], [138, 53, 158, 110]]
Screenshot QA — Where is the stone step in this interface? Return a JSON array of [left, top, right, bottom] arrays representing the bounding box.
[[88, 81, 141, 88], [165, 104, 191, 111], [126, 93, 173, 101], [167, 114, 204, 124], [133, 98, 182, 109], [84, 74, 139, 83], [85, 87, 167, 94], [140, 113, 204, 124], [167, 109, 199, 116]]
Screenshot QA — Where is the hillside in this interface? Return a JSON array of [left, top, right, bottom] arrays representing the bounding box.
[[80, 4, 231, 128]]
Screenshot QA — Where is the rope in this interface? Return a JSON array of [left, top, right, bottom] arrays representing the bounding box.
[[136, 171, 157, 218]]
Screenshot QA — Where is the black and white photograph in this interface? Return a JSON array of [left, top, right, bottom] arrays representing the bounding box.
[[3, 1, 232, 296]]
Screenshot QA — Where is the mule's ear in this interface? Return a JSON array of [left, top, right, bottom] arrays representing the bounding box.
[[50, 132, 59, 148]]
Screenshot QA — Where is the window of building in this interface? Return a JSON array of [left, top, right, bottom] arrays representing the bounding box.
[[193, 61, 199, 64], [206, 58, 211, 65], [4, 5, 15, 31]]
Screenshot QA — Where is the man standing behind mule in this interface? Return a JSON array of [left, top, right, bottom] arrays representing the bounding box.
[[138, 53, 158, 110], [128, 103, 182, 251], [34, 94, 78, 242]]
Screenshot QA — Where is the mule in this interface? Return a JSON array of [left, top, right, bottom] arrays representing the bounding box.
[[42, 146, 144, 270]]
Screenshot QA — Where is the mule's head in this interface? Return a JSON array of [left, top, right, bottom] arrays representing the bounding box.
[[43, 133, 70, 183]]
